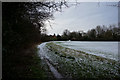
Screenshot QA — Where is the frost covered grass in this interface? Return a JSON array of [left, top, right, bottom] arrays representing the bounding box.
[[45, 42, 119, 79], [54, 41, 118, 61]]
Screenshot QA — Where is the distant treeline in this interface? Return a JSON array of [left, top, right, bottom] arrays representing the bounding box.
[[41, 25, 120, 41]]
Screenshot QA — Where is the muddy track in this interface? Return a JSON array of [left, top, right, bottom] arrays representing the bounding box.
[[38, 43, 63, 79]]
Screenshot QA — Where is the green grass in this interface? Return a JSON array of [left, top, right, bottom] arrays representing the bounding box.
[[26, 49, 46, 78], [55, 42, 62, 44], [45, 42, 120, 79], [3, 43, 55, 79]]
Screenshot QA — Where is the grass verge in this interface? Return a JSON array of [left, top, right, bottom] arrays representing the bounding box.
[[45, 42, 120, 79], [2, 43, 54, 79]]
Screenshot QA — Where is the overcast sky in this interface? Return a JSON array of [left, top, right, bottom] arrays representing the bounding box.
[[45, 2, 118, 35]]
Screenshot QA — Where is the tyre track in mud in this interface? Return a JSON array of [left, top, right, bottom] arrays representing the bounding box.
[[38, 43, 63, 79]]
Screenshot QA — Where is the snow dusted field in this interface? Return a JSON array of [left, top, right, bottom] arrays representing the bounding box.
[[37, 41, 119, 79], [54, 41, 119, 61]]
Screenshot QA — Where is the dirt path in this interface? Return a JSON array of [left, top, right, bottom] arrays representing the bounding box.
[[38, 43, 63, 79], [45, 58, 63, 78]]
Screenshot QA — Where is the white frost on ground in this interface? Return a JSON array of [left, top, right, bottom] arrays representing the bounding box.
[[37, 43, 63, 79], [37, 41, 119, 78], [45, 59, 63, 78], [54, 41, 118, 61]]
